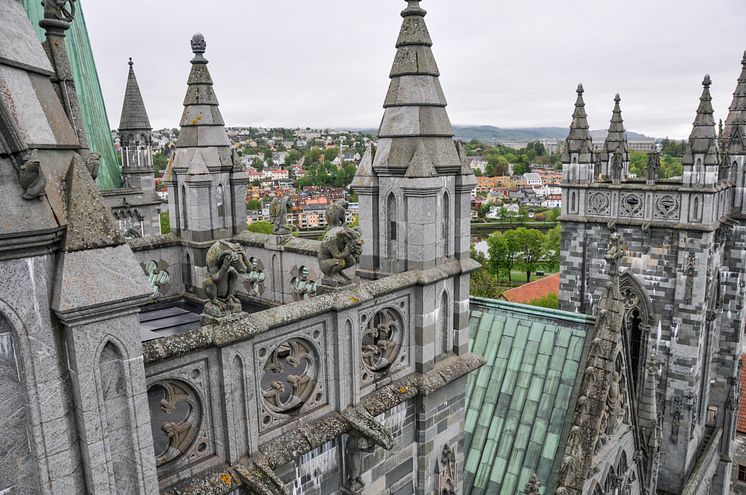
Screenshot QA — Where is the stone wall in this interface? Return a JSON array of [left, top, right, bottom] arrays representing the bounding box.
[[731, 435, 746, 494], [141, 259, 480, 494]]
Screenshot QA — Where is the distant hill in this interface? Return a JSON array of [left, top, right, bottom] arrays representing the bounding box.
[[453, 125, 653, 143], [344, 125, 653, 143]]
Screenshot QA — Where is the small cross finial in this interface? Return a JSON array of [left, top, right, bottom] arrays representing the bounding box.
[[128, 57, 133, 67], [576, 83, 584, 95], [614, 93, 621, 103], [703, 74, 711, 88]]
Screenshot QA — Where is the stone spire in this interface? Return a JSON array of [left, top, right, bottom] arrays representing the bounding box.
[[682, 75, 721, 185], [562, 84, 593, 159], [167, 33, 247, 241], [173, 32, 232, 171], [722, 50, 746, 152], [370, 0, 460, 177], [600, 94, 629, 164], [119, 58, 151, 131], [638, 356, 660, 452]]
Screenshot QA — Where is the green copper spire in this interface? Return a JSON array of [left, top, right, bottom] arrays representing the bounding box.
[[22, 0, 123, 190]]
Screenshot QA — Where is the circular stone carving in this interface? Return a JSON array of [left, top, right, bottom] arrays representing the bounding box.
[[655, 194, 679, 219], [147, 380, 202, 467], [361, 308, 403, 373], [260, 339, 317, 414], [621, 193, 643, 217], [588, 192, 610, 215]]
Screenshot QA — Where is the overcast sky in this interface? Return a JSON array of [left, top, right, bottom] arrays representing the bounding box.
[[84, 0, 745, 139]]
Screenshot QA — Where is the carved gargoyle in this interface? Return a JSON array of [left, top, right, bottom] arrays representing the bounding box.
[[18, 150, 47, 200], [202, 240, 250, 318], [269, 196, 292, 235], [43, 0, 76, 22], [83, 151, 101, 180], [318, 201, 363, 287]]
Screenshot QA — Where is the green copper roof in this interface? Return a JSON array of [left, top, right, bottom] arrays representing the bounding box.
[[464, 298, 593, 495], [22, 0, 123, 190]]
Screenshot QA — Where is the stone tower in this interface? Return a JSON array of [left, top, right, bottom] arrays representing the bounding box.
[[559, 61, 746, 493], [723, 51, 746, 215], [119, 58, 154, 188], [165, 33, 248, 292], [107, 57, 161, 237], [353, 0, 475, 280]]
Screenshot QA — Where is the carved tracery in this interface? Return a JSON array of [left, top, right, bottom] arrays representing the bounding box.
[[147, 380, 202, 467], [361, 308, 403, 373], [260, 339, 317, 415]]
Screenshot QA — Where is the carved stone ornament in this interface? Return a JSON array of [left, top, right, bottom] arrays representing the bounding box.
[[318, 201, 363, 287], [647, 149, 660, 183], [587, 192, 611, 216], [291, 265, 317, 301], [143, 259, 171, 297], [202, 240, 250, 319], [671, 396, 682, 443], [344, 430, 375, 493], [620, 193, 643, 217], [244, 256, 266, 296], [361, 308, 402, 374], [269, 196, 292, 235], [436, 444, 457, 495], [524, 473, 542, 495], [684, 253, 696, 305], [654, 194, 680, 220], [83, 150, 101, 180], [260, 339, 317, 415], [18, 150, 47, 200], [43, 0, 76, 22], [147, 380, 202, 467]]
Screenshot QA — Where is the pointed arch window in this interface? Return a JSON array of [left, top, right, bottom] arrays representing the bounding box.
[[442, 192, 450, 258], [439, 291, 450, 357], [181, 185, 188, 230], [387, 192, 397, 258], [217, 183, 226, 227], [619, 273, 653, 398]]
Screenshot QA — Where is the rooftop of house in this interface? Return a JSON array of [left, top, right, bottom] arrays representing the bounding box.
[[464, 297, 594, 494], [498, 273, 560, 305]]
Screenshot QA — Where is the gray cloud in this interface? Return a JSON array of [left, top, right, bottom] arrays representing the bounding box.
[[84, 0, 746, 139]]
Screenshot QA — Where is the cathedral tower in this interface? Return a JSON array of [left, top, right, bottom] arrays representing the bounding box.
[[559, 64, 746, 494], [352, 0, 475, 279]]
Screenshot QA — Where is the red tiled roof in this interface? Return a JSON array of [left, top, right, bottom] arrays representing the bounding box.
[[499, 273, 560, 305], [737, 354, 746, 433]]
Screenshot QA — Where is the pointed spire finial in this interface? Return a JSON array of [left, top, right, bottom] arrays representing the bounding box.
[[614, 93, 621, 103], [128, 57, 133, 67], [703, 74, 712, 88], [577, 83, 584, 95], [402, 0, 426, 17], [191, 33, 208, 64]]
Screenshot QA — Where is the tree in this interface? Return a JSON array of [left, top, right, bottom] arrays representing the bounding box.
[[248, 221, 273, 234], [543, 225, 561, 272], [246, 199, 262, 211], [629, 151, 647, 177], [153, 152, 168, 176], [528, 293, 559, 309], [505, 228, 546, 283], [487, 231, 518, 282]]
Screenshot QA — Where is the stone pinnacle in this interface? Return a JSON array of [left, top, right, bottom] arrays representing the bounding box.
[[703, 73, 711, 88], [577, 83, 584, 95], [191, 33, 208, 64], [401, 0, 426, 17]]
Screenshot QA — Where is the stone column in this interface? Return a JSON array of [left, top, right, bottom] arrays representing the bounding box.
[[354, 185, 379, 279]]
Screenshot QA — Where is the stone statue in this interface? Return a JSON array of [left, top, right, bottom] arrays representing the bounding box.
[[647, 148, 660, 183], [318, 201, 363, 287], [83, 151, 101, 180], [606, 371, 622, 434], [269, 196, 292, 235], [231, 148, 245, 172], [437, 444, 457, 495], [344, 431, 375, 492], [202, 240, 250, 319], [524, 473, 541, 495], [292, 266, 317, 301], [611, 151, 623, 183], [43, 0, 76, 22], [18, 150, 47, 200]]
